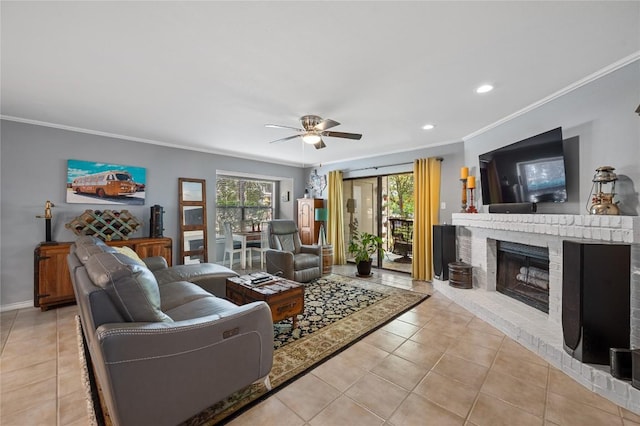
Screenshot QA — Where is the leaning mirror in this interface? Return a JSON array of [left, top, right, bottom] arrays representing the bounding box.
[[182, 206, 204, 226], [178, 178, 208, 264], [181, 181, 203, 202]]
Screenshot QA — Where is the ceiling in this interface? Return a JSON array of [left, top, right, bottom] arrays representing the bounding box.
[[2, 1, 639, 167]]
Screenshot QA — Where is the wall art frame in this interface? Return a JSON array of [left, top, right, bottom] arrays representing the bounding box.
[[66, 159, 146, 205]]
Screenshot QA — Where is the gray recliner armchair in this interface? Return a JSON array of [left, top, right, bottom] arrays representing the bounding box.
[[265, 219, 322, 282]]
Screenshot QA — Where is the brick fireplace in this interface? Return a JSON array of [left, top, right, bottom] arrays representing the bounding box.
[[434, 213, 640, 413]]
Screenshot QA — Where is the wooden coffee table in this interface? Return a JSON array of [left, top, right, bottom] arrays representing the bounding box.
[[226, 274, 304, 328]]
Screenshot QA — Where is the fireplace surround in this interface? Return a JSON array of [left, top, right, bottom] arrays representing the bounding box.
[[434, 213, 640, 413]]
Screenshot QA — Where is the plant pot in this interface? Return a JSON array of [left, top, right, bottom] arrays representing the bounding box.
[[356, 259, 372, 276]]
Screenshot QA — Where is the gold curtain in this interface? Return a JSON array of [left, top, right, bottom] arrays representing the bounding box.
[[412, 157, 441, 280], [327, 170, 346, 264]]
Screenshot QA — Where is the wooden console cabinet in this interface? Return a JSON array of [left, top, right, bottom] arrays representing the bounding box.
[[34, 237, 172, 310], [297, 198, 324, 245]]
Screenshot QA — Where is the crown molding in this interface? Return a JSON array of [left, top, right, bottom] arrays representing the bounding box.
[[0, 115, 304, 168], [463, 51, 640, 141]]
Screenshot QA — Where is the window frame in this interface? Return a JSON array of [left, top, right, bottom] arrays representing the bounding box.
[[215, 175, 275, 233]]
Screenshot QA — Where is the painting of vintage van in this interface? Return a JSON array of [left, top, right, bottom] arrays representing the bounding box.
[[67, 159, 146, 205]]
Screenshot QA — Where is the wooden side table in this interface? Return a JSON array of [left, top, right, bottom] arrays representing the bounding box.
[[321, 244, 333, 275]]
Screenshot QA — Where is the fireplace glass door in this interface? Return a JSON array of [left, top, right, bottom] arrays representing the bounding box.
[[496, 241, 550, 313]]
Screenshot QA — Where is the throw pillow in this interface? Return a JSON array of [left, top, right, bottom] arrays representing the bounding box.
[[113, 246, 146, 266]]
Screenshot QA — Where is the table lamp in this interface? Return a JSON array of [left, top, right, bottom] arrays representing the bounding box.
[[315, 208, 328, 245]]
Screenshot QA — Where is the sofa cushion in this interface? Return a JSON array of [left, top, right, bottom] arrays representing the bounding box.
[[85, 252, 172, 323], [294, 252, 321, 270], [164, 295, 239, 322], [113, 246, 146, 266], [153, 263, 237, 286], [75, 243, 117, 265], [272, 234, 298, 253], [159, 281, 215, 312]]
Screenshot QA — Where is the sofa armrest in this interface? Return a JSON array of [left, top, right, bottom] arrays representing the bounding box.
[[142, 256, 168, 271], [265, 249, 294, 280], [300, 244, 322, 256], [91, 301, 273, 426]]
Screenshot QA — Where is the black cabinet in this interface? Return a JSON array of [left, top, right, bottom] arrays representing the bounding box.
[[562, 240, 630, 364], [433, 225, 456, 280]]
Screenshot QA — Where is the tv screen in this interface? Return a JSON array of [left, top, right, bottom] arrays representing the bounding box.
[[479, 127, 567, 205]]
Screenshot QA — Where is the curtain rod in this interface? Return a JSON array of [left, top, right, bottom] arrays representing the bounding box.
[[343, 157, 443, 173]]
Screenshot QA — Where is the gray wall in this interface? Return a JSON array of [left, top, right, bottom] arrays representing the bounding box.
[[465, 60, 640, 215], [308, 142, 466, 226], [0, 120, 305, 307]]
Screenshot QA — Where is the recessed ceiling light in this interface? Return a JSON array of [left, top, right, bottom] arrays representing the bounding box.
[[422, 124, 435, 130], [476, 84, 494, 94]]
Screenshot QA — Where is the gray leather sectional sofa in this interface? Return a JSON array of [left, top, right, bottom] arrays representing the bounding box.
[[67, 236, 274, 426]]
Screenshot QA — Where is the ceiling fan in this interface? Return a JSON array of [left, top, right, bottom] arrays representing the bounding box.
[[266, 115, 362, 149]]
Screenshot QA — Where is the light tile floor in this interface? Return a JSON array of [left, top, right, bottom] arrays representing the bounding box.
[[1, 265, 639, 425]]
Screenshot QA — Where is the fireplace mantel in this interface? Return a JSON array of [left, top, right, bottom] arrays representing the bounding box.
[[436, 212, 640, 413], [452, 213, 640, 244]]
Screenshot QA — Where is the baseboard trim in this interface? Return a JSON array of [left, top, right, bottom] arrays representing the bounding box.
[[1, 300, 34, 312]]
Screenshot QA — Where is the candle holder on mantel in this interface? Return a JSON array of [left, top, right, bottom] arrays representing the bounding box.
[[466, 175, 478, 213], [467, 188, 478, 213], [460, 178, 468, 212]]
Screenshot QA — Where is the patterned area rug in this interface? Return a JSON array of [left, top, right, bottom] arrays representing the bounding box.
[[78, 274, 428, 425], [273, 275, 389, 348]]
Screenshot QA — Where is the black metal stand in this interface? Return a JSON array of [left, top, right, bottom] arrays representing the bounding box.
[[45, 218, 52, 242]]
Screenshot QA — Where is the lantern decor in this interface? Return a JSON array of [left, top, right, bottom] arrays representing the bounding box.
[[460, 167, 469, 212], [588, 166, 620, 215], [466, 175, 478, 213]]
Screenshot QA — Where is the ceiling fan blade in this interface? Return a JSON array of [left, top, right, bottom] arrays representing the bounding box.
[[314, 118, 340, 131], [269, 134, 301, 144], [313, 139, 327, 150], [322, 131, 362, 140], [265, 124, 304, 132]]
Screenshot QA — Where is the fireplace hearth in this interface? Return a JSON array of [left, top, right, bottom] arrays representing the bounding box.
[[444, 213, 640, 414], [496, 241, 549, 313]]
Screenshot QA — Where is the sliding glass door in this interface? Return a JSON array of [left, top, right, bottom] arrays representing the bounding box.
[[344, 177, 378, 263], [343, 173, 414, 273]]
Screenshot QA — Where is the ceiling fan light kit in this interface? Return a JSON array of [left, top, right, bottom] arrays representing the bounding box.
[[267, 114, 362, 150], [302, 133, 322, 144]]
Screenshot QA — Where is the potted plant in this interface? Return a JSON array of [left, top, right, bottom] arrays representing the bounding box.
[[348, 231, 385, 277]]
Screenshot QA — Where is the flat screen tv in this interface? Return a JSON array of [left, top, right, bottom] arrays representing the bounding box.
[[479, 127, 567, 205]]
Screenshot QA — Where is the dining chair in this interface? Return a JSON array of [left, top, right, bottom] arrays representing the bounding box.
[[250, 222, 270, 269], [222, 222, 247, 269]]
